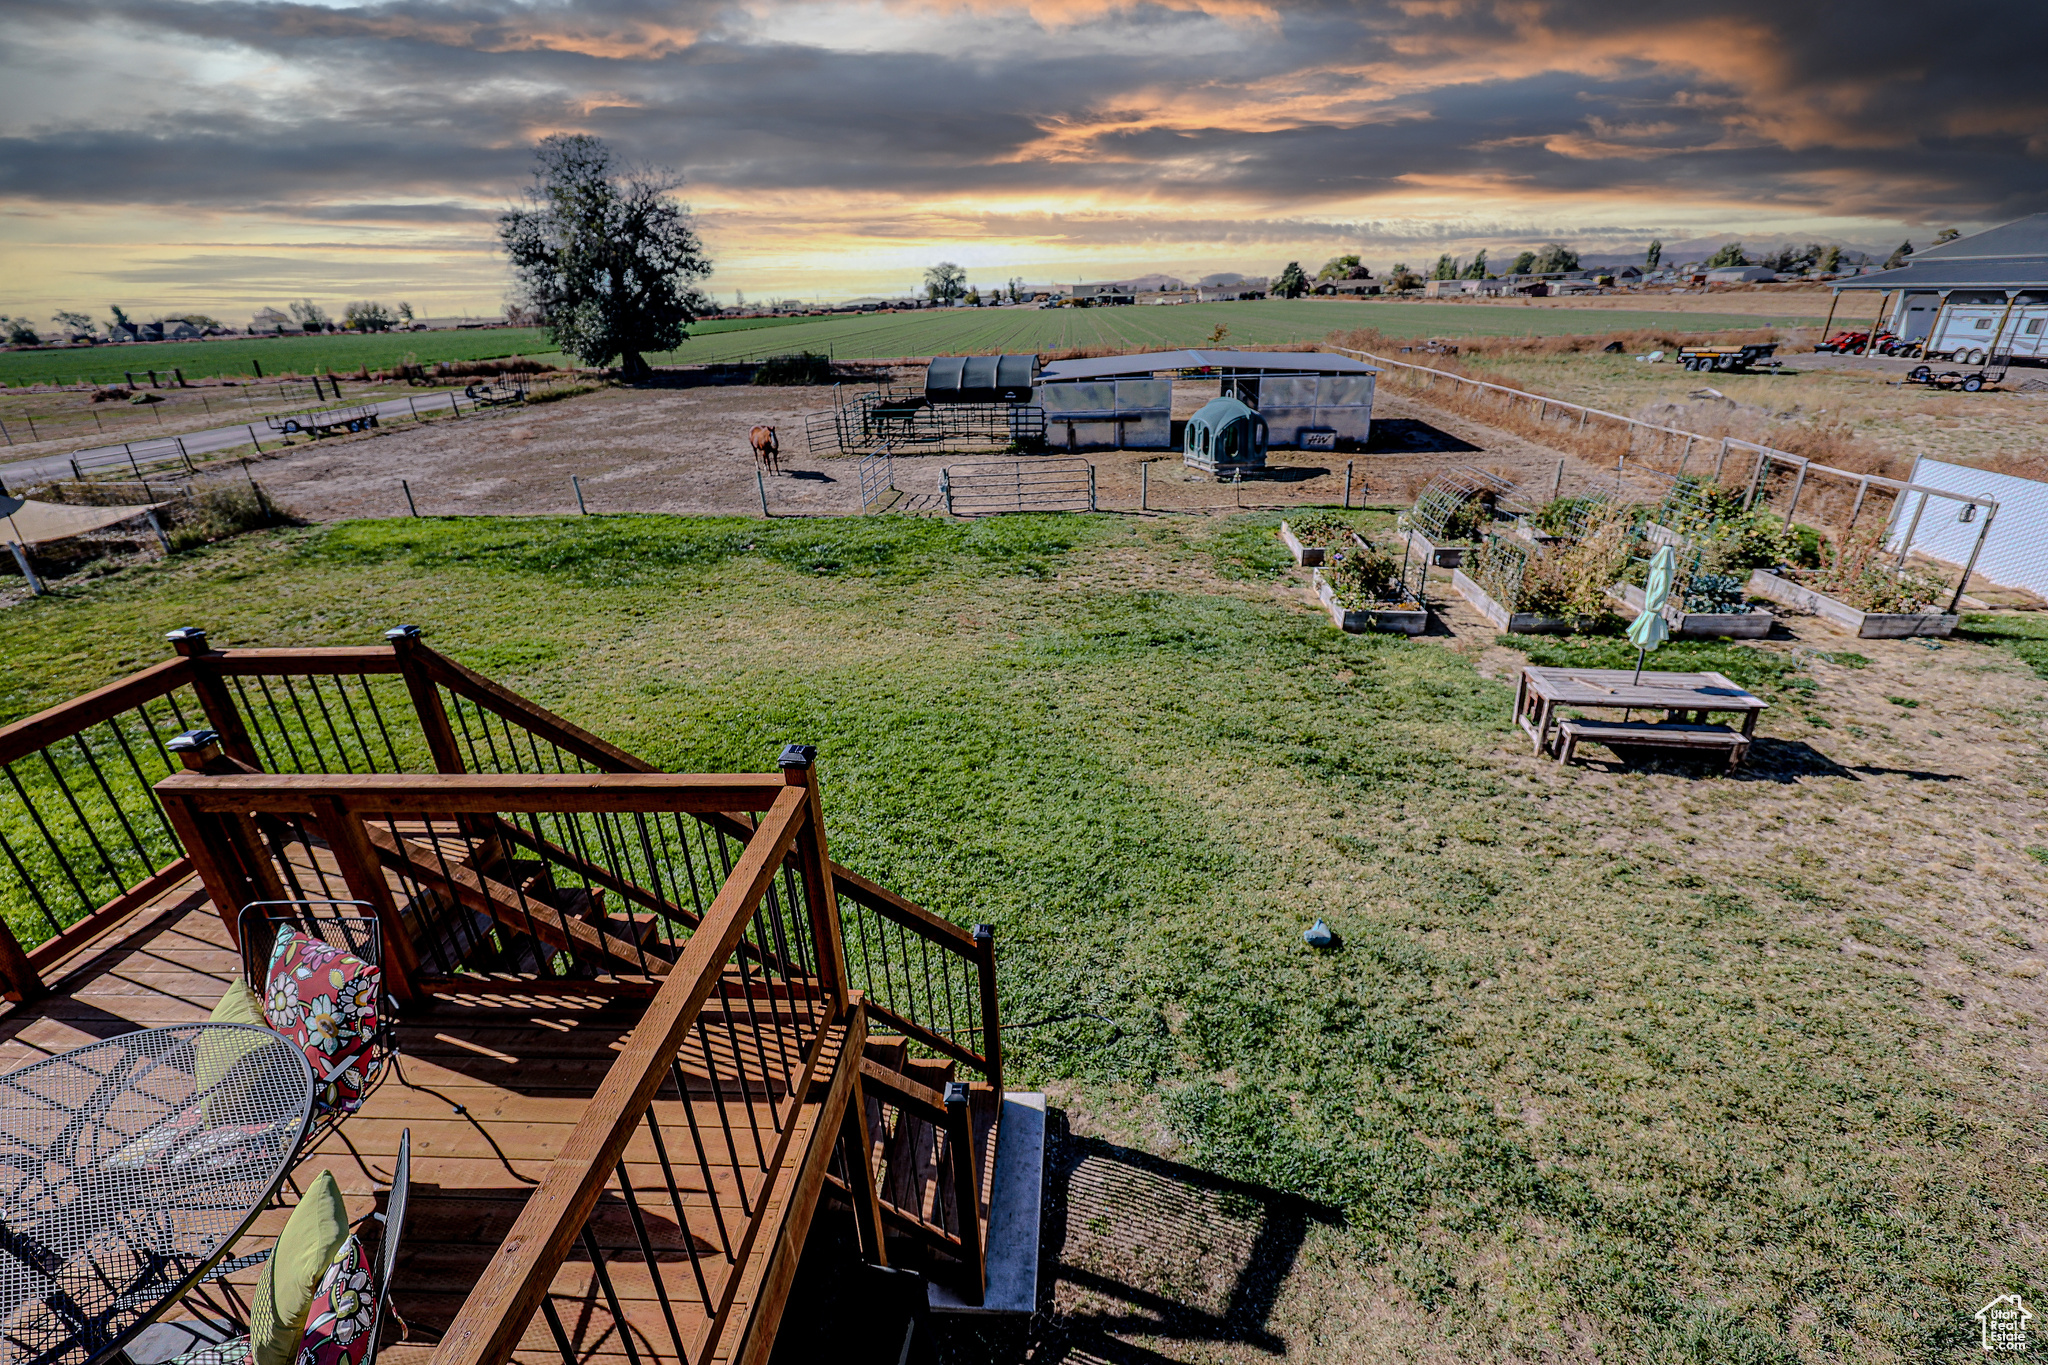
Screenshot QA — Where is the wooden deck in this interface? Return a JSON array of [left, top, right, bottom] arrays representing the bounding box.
[[0, 873, 845, 1365]]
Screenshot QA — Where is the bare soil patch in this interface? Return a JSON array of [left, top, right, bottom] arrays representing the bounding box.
[[238, 380, 1624, 521]]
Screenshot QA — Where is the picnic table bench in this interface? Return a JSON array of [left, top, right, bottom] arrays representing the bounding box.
[[266, 404, 380, 437], [1515, 666, 1768, 769]]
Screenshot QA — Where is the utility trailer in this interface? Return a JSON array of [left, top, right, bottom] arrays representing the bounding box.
[[1675, 344, 1780, 373], [1907, 344, 2010, 393], [266, 404, 381, 437]]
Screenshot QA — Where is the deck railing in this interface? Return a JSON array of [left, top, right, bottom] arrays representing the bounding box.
[[0, 629, 1000, 1086], [153, 767, 864, 1362]]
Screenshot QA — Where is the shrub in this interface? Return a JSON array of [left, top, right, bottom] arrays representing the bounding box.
[[1325, 539, 1404, 605], [166, 482, 295, 550], [1287, 513, 1355, 548], [1808, 522, 1947, 613], [753, 352, 833, 386]]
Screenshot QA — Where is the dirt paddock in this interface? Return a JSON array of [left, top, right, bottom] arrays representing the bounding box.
[[239, 381, 1629, 521]]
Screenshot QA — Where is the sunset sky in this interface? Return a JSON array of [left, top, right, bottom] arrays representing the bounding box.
[[2, 0, 2043, 323]]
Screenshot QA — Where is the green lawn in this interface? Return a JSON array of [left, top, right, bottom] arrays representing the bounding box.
[[2, 514, 2037, 1362]]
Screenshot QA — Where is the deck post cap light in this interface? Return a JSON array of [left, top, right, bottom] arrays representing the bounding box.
[[166, 728, 221, 752], [384, 624, 422, 641], [164, 626, 212, 655], [777, 743, 817, 770], [944, 1081, 970, 1107]]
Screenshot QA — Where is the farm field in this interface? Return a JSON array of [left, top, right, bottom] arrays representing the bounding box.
[[0, 327, 564, 387], [640, 298, 1838, 365], [6, 514, 2047, 1362], [1419, 345, 2048, 478]]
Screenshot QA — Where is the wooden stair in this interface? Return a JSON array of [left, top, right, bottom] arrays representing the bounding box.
[[855, 1037, 1000, 1301]]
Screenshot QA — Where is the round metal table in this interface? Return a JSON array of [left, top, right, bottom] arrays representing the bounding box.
[[0, 1024, 316, 1365]]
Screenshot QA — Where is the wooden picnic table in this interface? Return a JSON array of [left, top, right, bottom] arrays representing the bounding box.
[[1514, 666, 1768, 761]]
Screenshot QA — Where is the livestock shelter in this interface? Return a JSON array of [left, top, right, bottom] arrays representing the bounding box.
[[1035, 349, 1377, 452], [1825, 213, 2048, 362], [1183, 396, 1269, 476]]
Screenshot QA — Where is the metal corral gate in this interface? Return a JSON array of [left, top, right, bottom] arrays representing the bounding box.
[[858, 447, 898, 511], [940, 457, 1095, 516]]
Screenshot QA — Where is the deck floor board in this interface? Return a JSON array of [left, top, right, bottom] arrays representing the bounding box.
[[0, 872, 841, 1365]]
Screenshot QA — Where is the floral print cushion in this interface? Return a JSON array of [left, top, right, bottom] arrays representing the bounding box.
[[296, 1234, 377, 1365], [264, 927, 382, 1113], [172, 1335, 253, 1365]]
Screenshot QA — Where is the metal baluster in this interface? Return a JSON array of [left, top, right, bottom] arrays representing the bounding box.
[[356, 677, 403, 770], [732, 911, 788, 1130], [330, 675, 379, 773], [104, 713, 178, 845], [250, 675, 309, 772], [538, 1297, 578, 1365], [30, 752, 126, 898], [384, 816, 459, 975], [641, 1104, 715, 1310], [276, 675, 327, 770], [69, 733, 153, 878], [303, 675, 357, 773], [715, 948, 773, 1166], [577, 1224, 643, 1365], [614, 1162, 691, 1360], [668, 1059, 732, 1259], [0, 824, 67, 939], [694, 1020, 752, 1216], [228, 677, 285, 771], [447, 696, 488, 772]]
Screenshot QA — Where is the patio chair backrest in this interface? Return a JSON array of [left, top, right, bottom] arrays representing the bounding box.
[[366, 1128, 411, 1365], [238, 900, 383, 992]]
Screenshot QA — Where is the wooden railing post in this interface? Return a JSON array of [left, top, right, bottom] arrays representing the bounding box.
[[779, 743, 847, 1014], [943, 1080, 986, 1306], [385, 625, 466, 774], [0, 917, 44, 1004], [973, 923, 1002, 1092], [164, 628, 259, 768], [310, 794, 421, 1006], [160, 729, 286, 945]]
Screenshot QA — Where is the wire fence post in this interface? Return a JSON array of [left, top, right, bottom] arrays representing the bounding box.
[[177, 436, 193, 474], [573, 475, 588, 515], [406, 397, 419, 422], [7, 541, 44, 596], [125, 444, 142, 480], [23, 413, 37, 441], [247, 424, 261, 454], [1553, 459, 1564, 499], [1088, 462, 1096, 512], [0, 419, 11, 446], [1343, 460, 1353, 509], [144, 509, 173, 555], [1141, 459, 1149, 511], [402, 479, 418, 517], [757, 467, 771, 518]]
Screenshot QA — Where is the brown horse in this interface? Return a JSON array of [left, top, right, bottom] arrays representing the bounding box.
[[749, 425, 781, 475]]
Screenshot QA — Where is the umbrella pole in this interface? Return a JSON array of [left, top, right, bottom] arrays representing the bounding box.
[[1632, 647, 1647, 686]]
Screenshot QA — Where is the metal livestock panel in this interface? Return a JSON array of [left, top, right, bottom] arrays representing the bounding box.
[[941, 457, 1096, 515], [1040, 379, 1171, 450], [1893, 457, 2046, 597]]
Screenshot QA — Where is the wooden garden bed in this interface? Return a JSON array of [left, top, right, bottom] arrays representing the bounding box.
[[1744, 570, 1958, 638], [1313, 570, 1428, 634], [1607, 583, 1775, 639], [1404, 529, 1476, 569], [1279, 520, 1329, 567], [1452, 569, 1573, 634]]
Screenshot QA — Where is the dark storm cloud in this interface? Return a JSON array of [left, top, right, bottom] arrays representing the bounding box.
[[1, 0, 2043, 225]]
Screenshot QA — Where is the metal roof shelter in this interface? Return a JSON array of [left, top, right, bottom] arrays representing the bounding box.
[[1821, 215, 2048, 357], [1038, 349, 1377, 382], [925, 354, 1037, 404]]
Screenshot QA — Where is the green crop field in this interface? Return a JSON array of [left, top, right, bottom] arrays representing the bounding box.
[[0, 300, 1819, 386], [641, 298, 1822, 365]]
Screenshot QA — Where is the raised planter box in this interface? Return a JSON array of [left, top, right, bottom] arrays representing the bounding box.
[[1278, 520, 1328, 567], [1607, 583, 1775, 639], [1452, 569, 1574, 634], [1313, 570, 1428, 634], [1744, 569, 1957, 638], [1404, 528, 1476, 569]]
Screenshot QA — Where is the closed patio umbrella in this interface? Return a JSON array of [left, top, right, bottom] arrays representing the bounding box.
[[1628, 545, 1676, 684]]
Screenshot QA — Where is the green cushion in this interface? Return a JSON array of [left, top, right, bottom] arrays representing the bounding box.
[[198, 982, 272, 1095], [250, 1171, 349, 1365], [211, 980, 267, 1028]]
